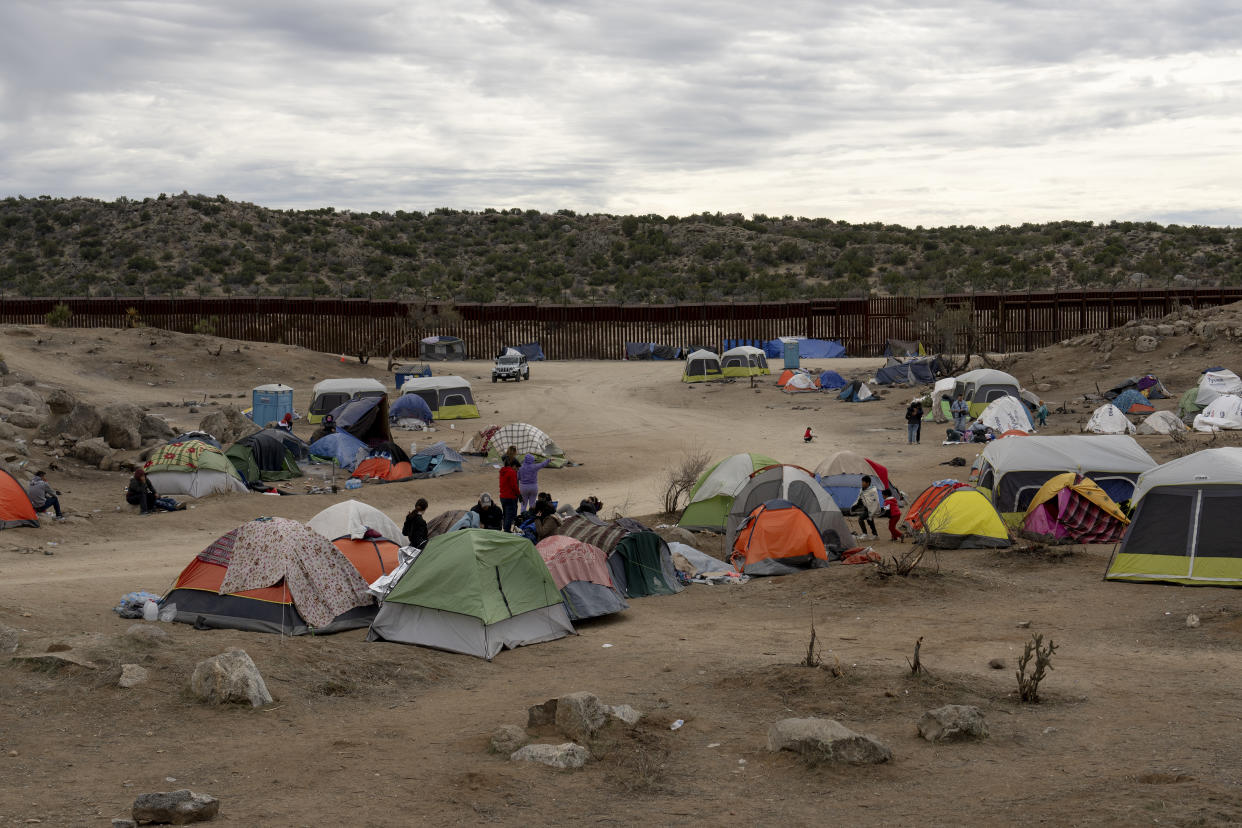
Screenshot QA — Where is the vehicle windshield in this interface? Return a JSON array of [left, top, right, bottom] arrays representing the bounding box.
[[498, 356, 520, 364]]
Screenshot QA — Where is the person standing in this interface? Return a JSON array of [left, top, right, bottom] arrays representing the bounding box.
[[950, 395, 969, 433], [883, 488, 903, 542], [26, 471, 63, 520], [498, 458, 520, 532], [517, 454, 551, 512], [905, 400, 925, 444], [1036, 400, 1049, 427], [854, 475, 880, 540], [402, 497, 429, 549]]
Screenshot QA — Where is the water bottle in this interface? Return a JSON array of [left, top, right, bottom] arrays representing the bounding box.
[[142, 599, 159, 621]]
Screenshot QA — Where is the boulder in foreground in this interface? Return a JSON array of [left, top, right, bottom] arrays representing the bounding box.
[[917, 704, 989, 742], [189, 649, 272, 708], [510, 743, 589, 769], [767, 718, 893, 764], [132, 789, 219, 824]]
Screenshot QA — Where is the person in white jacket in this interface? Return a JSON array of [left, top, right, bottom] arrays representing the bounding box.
[[854, 475, 881, 539]]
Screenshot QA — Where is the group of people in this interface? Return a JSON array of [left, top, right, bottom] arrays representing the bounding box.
[[848, 474, 903, 542]]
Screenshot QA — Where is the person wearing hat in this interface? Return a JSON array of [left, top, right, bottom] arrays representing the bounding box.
[[125, 468, 185, 514], [471, 492, 503, 531], [26, 471, 63, 521]]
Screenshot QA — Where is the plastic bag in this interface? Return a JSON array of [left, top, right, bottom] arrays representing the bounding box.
[[158, 602, 177, 622]]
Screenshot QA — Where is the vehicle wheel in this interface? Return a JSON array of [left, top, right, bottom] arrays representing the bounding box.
[[492, 376, 497, 383]]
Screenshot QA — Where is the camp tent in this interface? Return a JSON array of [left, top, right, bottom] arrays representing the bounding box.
[[144, 437, 250, 498], [351, 441, 414, 481], [399, 376, 479, 420], [508, 342, 546, 361], [330, 396, 394, 447], [1107, 448, 1242, 586], [815, 452, 901, 511], [925, 377, 957, 422], [730, 500, 829, 576], [388, 393, 434, 424], [1111, 388, 1156, 414], [974, 435, 1157, 520], [420, 335, 466, 361], [1138, 411, 1188, 435], [1021, 473, 1129, 543], [1193, 394, 1242, 432], [782, 373, 818, 393], [725, 464, 854, 554], [818, 370, 846, 390], [161, 517, 383, 635], [307, 378, 387, 424], [410, 441, 464, 477], [683, 349, 723, 383], [721, 346, 761, 378], [473, 422, 566, 465], [226, 429, 304, 487], [954, 369, 1021, 417], [307, 499, 407, 546], [978, 396, 1035, 434], [1084, 403, 1136, 435], [367, 529, 574, 659], [874, 356, 939, 386], [741, 345, 770, 374], [604, 531, 683, 598], [838, 380, 876, 402], [1106, 374, 1170, 401], [884, 339, 926, 357], [1195, 369, 1242, 406], [0, 469, 38, 529], [308, 431, 369, 471], [777, 368, 810, 387], [679, 452, 780, 531], [535, 536, 628, 621], [903, 482, 1011, 548]]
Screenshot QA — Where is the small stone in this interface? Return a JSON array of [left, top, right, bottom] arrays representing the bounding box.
[[8, 749, 17, 756], [1134, 335, 1158, 353], [527, 698, 558, 728], [189, 649, 272, 708], [988, 658, 1006, 669], [1186, 614, 1201, 629], [509, 743, 589, 769], [131, 789, 220, 824], [0, 623, 19, 654], [1036, 383, 1052, 393], [609, 704, 642, 726], [554, 691, 609, 742], [118, 664, 150, 689], [489, 724, 529, 755], [111, 819, 137, 828], [918, 705, 989, 742], [767, 718, 892, 764], [1016, 621, 1031, 628]]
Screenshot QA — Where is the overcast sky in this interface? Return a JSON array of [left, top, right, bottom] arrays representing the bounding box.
[[2, 1, 1241, 226]]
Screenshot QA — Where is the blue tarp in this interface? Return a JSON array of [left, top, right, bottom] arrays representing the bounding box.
[[763, 338, 846, 359], [410, 440, 464, 477], [509, 343, 546, 361], [722, 338, 765, 352], [625, 343, 683, 360], [308, 431, 369, 470], [389, 393, 434, 423], [1112, 388, 1155, 413], [818, 370, 847, 390], [874, 357, 938, 386]]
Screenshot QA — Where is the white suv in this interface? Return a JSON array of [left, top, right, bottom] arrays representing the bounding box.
[[492, 353, 530, 382]]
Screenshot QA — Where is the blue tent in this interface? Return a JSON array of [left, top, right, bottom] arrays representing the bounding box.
[[411, 441, 464, 477], [1112, 388, 1155, 413], [818, 473, 867, 511], [818, 370, 847, 390], [838, 380, 877, 402], [389, 393, 434, 423], [763, 338, 846, 359], [874, 357, 938, 386], [509, 343, 546, 361], [308, 431, 369, 470]]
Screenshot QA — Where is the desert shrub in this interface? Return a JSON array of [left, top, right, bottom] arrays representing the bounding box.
[[660, 445, 711, 515], [193, 316, 219, 335], [1016, 633, 1057, 703], [45, 303, 72, 327]]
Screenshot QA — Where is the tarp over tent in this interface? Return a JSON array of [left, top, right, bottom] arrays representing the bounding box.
[[161, 516, 380, 635], [226, 430, 303, 487], [763, 338, 846, 359], [1138, 410, 1188, 435], [307, 499, 407, 545], [0, 469, 38, 529], [144, 437, 250, 498], [1106, 374, 1170, 400], [308, 431, 369, 470], [955, 369, 1021, 417], [818, 370, 846, 390], [978, 396, 1035, 434], [1193, 394, 1242, 432], [420, 335, 466, 361], [1107, 447, 1242, 587], [625, 343, 682, 360], [903, 482, 1011, 548], [874, 356, 940, 386], [725, 464, 854, 554], [682, 349, 723, 383], [1021, 473, 1129, 543], [535, 536, 628, 621], [608, 531, 683, 598], [838, 380, 876, 402], [926, 377, 957, 422], [508, 342, 546, 361], [330, 396, 393, 447], [1195, 369, 1242, 406], [679, 452, 779, 531], [731, 499, 829, 576], [389, 393, 434, 424], [1111, 388, 1156, 414], [367, 529, 574, 659], [1084, 403, 1136, 435], [307, 378, 386, 424], [974, 434, 1157, 519]]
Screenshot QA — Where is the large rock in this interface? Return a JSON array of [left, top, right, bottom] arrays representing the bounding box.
[[138, 412, 175, 443], [45, 388, 77, 416], [189, 649, 272, 708], [509, 743, 589, 769], [198, 406, 258, 445], [767, 718, 893, 765], [654, 526, 698, 547], [54, 402, 102, 439], [489, 724, 530, 755], [1156, 324, 1176, 338], [1197, 321, 1219, 342], [72, 437, 113, 467], [118, 664, 150, 689], [6, 410, 43, 430], [1134, 335, 1158, 353], [131, 789, 219, 825], [0, 385, 46, 414], [554, 691, 610, 742], [609, 704, 642, 726], [100, 403, 143, 450], [0, 623, 19, 654], [917, 705, 989, 743], [527, 698, 558, 727]]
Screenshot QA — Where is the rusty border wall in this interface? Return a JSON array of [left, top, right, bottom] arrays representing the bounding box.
[[2, 288, 1239, 359]]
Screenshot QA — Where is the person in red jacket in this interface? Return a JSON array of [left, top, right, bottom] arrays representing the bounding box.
[[883, 488, 903, 542], [498, 457, 520, 532]]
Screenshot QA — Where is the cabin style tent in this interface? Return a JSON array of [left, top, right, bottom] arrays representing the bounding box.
[[1084, 403, 1136, 435], [307, 378, 387, 424], [725, 464, 854, 554], [741, 345, 770, 374], [1106, 448, 1242, 587], [1021, 473, 1129, 544], [978, 396, 1035, 434], [730, 499, 830, 576], [535, 536, 629, 621], [903, 482, 1011, 548], [721, 346, 761, 378], [679, 452, 779, 531], [974, 435, 1157, 520], [420, 335, 466, 361], [683, 350, 723, 383], [144, 437, 250, 498], [399, 376, 480, 420], [1137, 411, 1188, 435], [367, 529, 574, 659], [330, 396, 394, 447], [1193, 394, 1242, 432], [161, 517, 383, 635], [0, 469, 38, 529], [225, 429, 304, 488], [954, 369, 1021, 417]]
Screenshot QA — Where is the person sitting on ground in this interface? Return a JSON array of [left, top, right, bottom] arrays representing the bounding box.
[[471, 493, 503, 531], [402, 497, 429, 549], [276, 412, 294, 432], [26, 470, 63, 521], [125, 468, 184, 514], [853, 475, 880, 540], [577, 495, 603, 516], [309, 413, 336, 444], [532, 499, 561, 541], [803, 426, 815, 443]]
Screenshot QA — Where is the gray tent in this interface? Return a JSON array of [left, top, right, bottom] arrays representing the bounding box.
[[725, 464, 855, 554]]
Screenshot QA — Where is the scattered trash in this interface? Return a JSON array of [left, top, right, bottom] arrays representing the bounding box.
[[707, 742, 720, 748], [670, 719, 684, 731], [601, 643, 613, 648]]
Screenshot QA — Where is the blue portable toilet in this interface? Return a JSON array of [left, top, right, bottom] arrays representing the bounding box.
[[251, 383, 294, 425], [393, 363, 433, 389], [781, 337, 801, 369]]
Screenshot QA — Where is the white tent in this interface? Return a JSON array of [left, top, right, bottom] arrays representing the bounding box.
[[1084, 403, 1136, 434], [929, 377, 957, 422], [1193, 394, 1242, 432], [307, 499, 407, 545], [1137, 411, 1188, 435], [1195, 370, 1242, 406], [782, 373, 818, 392], [977, 396, 1034, 434]]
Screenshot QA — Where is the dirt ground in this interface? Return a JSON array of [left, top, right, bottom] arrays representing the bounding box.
[[1, 323, 1241, 826]]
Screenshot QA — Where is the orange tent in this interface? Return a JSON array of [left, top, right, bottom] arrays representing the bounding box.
[[0, 469, 38, 530], [776, 369, 807, 387], [730, 499, 828, 576], [351, 457, 414, 481]]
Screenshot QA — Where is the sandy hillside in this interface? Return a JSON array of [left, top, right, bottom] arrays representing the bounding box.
[[0, 317, 1241, 827]]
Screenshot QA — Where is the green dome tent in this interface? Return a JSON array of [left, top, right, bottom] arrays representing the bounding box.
[[679, 452, 779, 531]]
